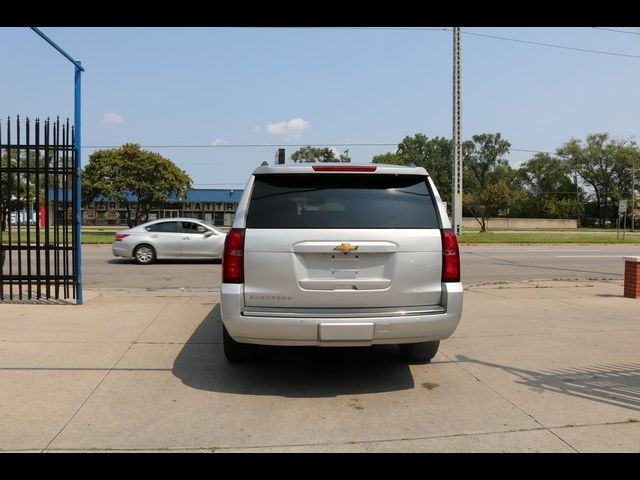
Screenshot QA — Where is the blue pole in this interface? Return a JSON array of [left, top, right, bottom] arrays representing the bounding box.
[[75, 63, 83, 304], [29, 27, 84, 304], [30, 27, 84, 72]]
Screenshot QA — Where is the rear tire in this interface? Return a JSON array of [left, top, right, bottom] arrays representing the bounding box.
[[223, 324, 257, 363], [134, 244, 156, 265], [399, 340, 440, 363]]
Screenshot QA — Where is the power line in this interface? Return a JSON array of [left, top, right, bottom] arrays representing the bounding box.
[[315, 27, 446, 32], [511, 148, 554, 154], [248, 27, 640, 60], [592, 27, 640, 36], [82, 143, 556, 155], [250, 27, 447, 32], [82, 143, 398, 149], [460, 30, 640, 60], [465, 190, 587, 194], [192, 183, 246, 186]]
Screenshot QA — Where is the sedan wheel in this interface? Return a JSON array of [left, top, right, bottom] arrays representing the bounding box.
[[134, 245, 156, 265]]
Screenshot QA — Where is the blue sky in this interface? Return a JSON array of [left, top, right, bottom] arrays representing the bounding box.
[[1, 27, 639, 188]]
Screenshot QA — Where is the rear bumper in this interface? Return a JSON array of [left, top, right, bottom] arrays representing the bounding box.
[[112, 242, 132, 258], [221, 283, 463, 346]]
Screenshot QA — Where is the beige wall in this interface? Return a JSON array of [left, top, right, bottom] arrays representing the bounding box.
[[459, 217, 577, 230]]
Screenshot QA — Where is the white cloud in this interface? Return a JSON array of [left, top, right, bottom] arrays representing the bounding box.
[[252, 125, 262, 133], [102, 113, 124, 124], [266, 117, 310, 137], [212, 139, 229, 146]]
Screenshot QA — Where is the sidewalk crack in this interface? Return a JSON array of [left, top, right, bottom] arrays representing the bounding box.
[[42, 304, 170, 450], [440, 351, 580, 453]]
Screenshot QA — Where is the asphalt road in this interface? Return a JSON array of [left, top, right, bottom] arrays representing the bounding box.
[[460, 245, 639, 284], [81, 244, 640, 290]]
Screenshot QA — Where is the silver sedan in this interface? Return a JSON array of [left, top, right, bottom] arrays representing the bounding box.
[[112, 218, 227, 264]]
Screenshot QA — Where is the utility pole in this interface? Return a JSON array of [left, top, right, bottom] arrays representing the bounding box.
[[632, 162, 636, 232], [452, 27, 463, 236], [575, 174, 580, 229]]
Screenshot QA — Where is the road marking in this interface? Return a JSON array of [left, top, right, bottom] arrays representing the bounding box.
[[556, 255, 626, 258]]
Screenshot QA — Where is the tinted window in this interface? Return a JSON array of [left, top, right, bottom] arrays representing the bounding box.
[[246, 174, 440, 229], [180, 222, 209, 234], [146, 221, 179, 233]]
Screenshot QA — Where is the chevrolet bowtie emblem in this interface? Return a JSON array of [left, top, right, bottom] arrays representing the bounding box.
[[334, 243, 358, 253]]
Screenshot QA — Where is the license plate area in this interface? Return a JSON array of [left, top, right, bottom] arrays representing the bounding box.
[[318, 322, 375, 341]]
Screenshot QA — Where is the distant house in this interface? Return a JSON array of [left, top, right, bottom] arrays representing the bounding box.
[[48, 188, 243, 227]]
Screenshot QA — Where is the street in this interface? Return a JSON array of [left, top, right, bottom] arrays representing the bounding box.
[[460, 245, 639, 284], [81, 244, 640, 290]]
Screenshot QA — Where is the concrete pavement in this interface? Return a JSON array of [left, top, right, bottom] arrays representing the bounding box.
[[0, 279, 639, 452]]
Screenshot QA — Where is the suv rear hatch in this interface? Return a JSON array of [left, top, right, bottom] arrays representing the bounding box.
[[242, 172, 444, 310]]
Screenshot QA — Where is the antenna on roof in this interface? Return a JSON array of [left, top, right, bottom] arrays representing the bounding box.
[[261, 161, 269, 166]]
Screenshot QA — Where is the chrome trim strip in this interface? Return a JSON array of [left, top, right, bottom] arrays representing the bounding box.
[[242, 305, 446, 318]]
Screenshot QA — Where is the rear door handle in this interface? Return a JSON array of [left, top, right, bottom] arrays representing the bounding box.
[[183, 237, 190, 240]]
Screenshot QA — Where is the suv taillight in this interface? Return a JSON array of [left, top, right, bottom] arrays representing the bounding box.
[[114, 233, 129, 241], [441, 229, 460, 283], [223, 228, 245, 283]]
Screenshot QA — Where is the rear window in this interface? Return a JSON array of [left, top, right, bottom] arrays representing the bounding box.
[[246, 174, 441, 229]]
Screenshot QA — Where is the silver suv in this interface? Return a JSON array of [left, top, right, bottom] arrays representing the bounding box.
[[220, 163, 463, 363]]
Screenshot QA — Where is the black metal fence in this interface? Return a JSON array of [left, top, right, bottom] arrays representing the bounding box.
[[0, 116, 78, 301]]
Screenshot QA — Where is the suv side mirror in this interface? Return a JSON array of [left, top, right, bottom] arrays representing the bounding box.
[[204, 230, 215, 237]]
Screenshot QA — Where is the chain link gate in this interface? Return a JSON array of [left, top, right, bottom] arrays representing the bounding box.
[[0, 116, 78, 302]]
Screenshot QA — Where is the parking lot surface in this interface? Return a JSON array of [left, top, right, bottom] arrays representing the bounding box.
[[1, 278, 638, 452]]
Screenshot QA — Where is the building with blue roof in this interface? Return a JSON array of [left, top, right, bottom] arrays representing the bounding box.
[[78, 188, 244, 226]]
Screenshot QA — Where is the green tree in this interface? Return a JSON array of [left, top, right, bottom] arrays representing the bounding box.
[[462, 133, 512, 231], [0, 150, 49, 230], [291, 146, 337, 163], [82, 144, 192, 226], [0, 151, 21, 231], [371, 152, 400, 164], [464, 181, 513, 229], [516, 153, 577, 218], [372, 134, 453, 203], [557, 133, 638, 225]]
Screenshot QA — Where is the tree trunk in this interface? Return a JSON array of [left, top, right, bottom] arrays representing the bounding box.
[[592, 186, 601, 227], [465, 205, 483, 231], [125, 204, 133, 228], [134, 202, 141, 226]]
